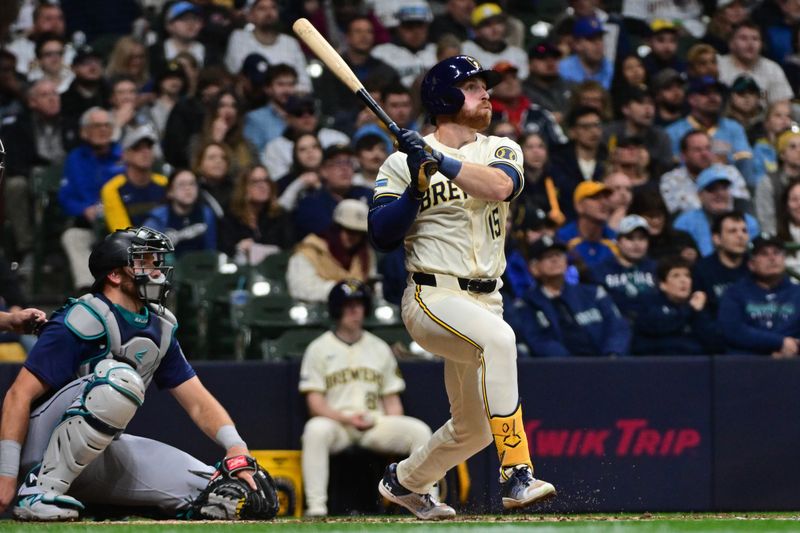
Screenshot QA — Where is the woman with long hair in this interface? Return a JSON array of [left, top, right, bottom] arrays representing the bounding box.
[[190, 89, 257, 177], [752, 101, 793, 183], [277, 132, 324, 211], [218, 164, 296, 260], [143, 168, 217, 258], [610, 54, 648, 118], [106, 36, 151, 97], [192, 141, 233, 219], [776, 179, 800, 274]]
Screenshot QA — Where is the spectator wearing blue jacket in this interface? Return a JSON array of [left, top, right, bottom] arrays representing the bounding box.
[[243, 63, 297, 154], [293, 145, 372, 239], [692, 211, 750, 317], [143, 169, 217, 258], [719, 235, 800, 356], [556, 180, 618, 268], [674, 165, 760, 256], [593, 215, 657, 321], [558, 17, 614, 90], [665, 76, 756, 186], [58, 106, 125, 290], [512, 236, 630, 357], [632, 256, 719, 355]]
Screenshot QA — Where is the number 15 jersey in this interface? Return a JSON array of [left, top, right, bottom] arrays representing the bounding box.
[[373, 133, 524, 279]]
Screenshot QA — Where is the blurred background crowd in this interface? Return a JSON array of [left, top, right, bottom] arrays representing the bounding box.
[[2, 0, 800, 360]]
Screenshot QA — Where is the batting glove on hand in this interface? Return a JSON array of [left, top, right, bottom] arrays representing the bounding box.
[[407, 147, 438, 200], [395, 128, 428, 154]]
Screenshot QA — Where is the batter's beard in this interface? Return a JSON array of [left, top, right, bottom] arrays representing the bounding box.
[[455, 106, 492, 130]]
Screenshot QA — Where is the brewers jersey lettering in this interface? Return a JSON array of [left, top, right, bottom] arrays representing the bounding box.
[[299, 330, 432, 515], [298, 330, 405, 416], [374, 133, 524, 278]]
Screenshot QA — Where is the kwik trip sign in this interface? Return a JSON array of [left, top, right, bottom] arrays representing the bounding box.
[[525, 419, 702, 458]]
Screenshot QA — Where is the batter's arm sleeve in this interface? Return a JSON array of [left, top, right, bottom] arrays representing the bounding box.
[[100, 175, 132, 231], [485, 137, 525, 201], [368, 191, 420, 252]]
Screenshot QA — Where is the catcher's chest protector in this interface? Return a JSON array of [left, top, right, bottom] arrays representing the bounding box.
[[64, 294, 177, 387]]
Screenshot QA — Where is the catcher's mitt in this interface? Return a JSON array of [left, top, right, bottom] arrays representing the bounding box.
[[193, 455, 278, 520]]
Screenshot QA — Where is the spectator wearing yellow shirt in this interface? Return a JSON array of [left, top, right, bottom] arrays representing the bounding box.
[[101, 126, 167, 231]]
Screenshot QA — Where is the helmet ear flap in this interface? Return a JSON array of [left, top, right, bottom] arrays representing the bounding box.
[[441, 86, 465, 115]]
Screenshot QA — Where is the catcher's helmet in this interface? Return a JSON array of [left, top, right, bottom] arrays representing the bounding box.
[[328, 279, 372, 320], [420, 55, 502, 120], [89, 226, 174, 308]]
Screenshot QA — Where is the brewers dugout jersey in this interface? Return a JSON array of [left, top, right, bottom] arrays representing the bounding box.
[[373, 133, 524, 279], [298, 331, 405, 417]]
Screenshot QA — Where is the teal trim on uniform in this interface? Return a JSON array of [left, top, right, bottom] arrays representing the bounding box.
[[83, 372, 144, 406], [64, 302, 107, 340], [114, 304, 150, 329]]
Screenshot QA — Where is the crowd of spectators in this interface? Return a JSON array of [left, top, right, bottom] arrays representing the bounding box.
[[3, 0, 800, 359]]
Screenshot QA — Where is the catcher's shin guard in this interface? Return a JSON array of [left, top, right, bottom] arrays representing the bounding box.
[[489, 403, 533, 477], [37, 360, 144, 494]]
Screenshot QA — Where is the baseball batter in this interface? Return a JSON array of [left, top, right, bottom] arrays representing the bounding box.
[[368, 55, 556, 519], [298, 280, 432, 517], [0, 227, 275, 521]]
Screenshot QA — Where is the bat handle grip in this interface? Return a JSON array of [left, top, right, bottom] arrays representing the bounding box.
[[421, 158, 438, 178]]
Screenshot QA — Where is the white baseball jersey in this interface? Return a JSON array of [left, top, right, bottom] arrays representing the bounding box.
[[373, 133, 524, 279], [299, 331, 405, 416], [371, 42, 437, 88]]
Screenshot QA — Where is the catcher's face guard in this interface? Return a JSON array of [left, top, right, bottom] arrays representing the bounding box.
[[126, 227, 174, 308]]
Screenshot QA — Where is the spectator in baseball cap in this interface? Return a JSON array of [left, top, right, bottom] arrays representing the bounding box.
[[593, 214, 658, 321], [754, 125, 800, 235], [718, 232, 800, 356], [558, 16, 613, 89], [651, 68, 686, 127], [725, 75, 763, 141], [523, 40, 571, 118], [604, 85, 674, 173], [288, 198, 375, 303], [643, 19, 685, 78], [555, 181, 617, 268], [461, 3, 529, 79], [238, 53, 270, 109], [511, 234, 631, 357], [665, 75, 757, 187], [674, 164, 760, 256]]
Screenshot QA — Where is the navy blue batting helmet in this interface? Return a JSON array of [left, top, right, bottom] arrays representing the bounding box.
[[420, 55, 502, 120], [328, 279, 372, 320]]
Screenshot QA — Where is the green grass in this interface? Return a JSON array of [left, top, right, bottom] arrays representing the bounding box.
[[3, 514, 800, 533]]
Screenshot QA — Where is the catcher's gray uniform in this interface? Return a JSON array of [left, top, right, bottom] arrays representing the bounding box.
[[16, 294, 212, 515]]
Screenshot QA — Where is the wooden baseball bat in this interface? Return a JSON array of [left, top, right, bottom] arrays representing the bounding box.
[[292, 18, 401, 137]]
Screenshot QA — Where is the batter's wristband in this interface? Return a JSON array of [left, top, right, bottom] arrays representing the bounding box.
[[437, 154, 462, 180], [0, 440, 21, 478], [215, 425, 246, 451]]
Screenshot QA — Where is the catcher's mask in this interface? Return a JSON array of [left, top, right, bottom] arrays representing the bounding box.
[[89, 226, 174, 308]]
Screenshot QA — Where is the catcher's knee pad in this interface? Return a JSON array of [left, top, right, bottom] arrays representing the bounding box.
[[37, 360, 144, 494]]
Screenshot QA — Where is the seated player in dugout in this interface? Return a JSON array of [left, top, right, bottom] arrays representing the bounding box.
[[0, 227, 277, 522], [299, 280, 432, 517]]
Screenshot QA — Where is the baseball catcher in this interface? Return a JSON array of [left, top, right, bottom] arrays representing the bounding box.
[[0, 227, 276, 521]]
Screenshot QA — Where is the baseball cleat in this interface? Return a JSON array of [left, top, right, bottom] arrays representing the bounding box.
[[500, 465, 556, 510], [378, 463, 456, 520], [13, 492, 84, 521]]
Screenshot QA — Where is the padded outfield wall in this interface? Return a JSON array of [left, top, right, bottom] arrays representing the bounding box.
[[0, 357, 798, 512]]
